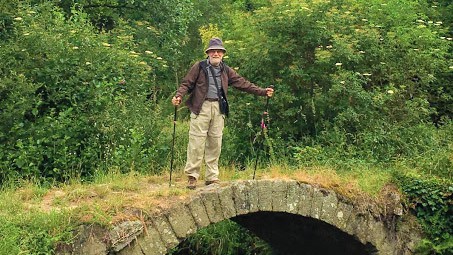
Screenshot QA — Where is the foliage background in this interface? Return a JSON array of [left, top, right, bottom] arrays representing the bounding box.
[[0, 0, 452, 254]]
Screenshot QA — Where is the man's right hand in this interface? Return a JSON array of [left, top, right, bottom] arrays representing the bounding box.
[[172, 96, 181, 106]]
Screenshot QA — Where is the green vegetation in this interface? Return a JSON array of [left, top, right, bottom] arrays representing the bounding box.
[[168, 220, 273, 255], [0, 0, 452, 254]]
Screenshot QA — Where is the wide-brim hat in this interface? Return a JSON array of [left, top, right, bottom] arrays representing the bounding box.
[[205, 37, 226, 53]]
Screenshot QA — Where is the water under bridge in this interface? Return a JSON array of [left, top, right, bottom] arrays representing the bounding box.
[[67, 179, 421, 255]]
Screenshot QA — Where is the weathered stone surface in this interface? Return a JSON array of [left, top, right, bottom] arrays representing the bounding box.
[[285, 180, 301, 214], [110, 220, 144, 252], [350, 211, 371, 245], [116, 241, 144, 255], [118, 225, 167, 255], [232, 180, 259, 215], [200, 189, 224, 223], [310, 187, 325, 219], [319, 190, 339, 226], [365, 219, 387, 251], [256, 180, 273, 211], [167, 203, 197, 239], [151, 214, 179, 249], [333, 198, 354, 231], [186, 195, 210, 228], [217, 185, 237, 219], [271, 179, 288, 212], [297, 183, 314, 217], [71, 225, 108, 255], [366, 219, 395, 255]]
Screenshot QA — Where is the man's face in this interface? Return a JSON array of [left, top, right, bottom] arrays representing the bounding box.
[[207, 49, 225, 66]]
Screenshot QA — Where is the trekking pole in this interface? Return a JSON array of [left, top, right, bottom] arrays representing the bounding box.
[[253, 85, 273, 180], [169, 106, 177, 187]]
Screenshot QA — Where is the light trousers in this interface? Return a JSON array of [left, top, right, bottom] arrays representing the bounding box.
[[184, 101, 224, 181]]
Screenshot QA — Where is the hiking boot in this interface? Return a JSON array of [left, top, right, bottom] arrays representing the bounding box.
[[205, 180, 220, 186], [187, 176, 197, 190]]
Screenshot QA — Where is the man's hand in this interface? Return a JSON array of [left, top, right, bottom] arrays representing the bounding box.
[[266, 87, 274, 97], [172, 96, 181, 106]]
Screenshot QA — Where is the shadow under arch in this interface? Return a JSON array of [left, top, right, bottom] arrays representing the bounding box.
[[232, 211, 378, 255]]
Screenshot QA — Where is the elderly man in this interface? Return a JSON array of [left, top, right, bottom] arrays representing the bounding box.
[[172, 37, 274, 189]]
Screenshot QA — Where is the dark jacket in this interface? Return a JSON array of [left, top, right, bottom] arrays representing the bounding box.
[[175, 60, 267, 115]]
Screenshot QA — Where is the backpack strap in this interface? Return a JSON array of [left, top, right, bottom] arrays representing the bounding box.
[[198, 59, 209, 80], [195, 59, 230, 85]]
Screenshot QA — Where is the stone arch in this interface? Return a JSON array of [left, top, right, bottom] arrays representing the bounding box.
[[117, 180, 420, 255]]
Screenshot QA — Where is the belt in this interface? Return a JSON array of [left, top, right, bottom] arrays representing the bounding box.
[[205, 98, 218, 102]]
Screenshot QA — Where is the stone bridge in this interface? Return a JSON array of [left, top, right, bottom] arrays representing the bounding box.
[[70, 179, 421, 255]]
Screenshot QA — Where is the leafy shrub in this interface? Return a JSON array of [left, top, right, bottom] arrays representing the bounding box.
[[0, 3, 173, 183], [396, 173, 453, 255]]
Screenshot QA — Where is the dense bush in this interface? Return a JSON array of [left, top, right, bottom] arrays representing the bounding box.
[[396, 173, 453, 255], [0, 3, 177, 183], [216, 0, 452, 173]]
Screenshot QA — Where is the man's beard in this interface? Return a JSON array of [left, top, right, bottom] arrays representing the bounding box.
[[209, 56, 222, 66]]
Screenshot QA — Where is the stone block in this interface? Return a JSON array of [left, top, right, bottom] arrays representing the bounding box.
[[350, 211, 371, 245], [71, 225, 107, 255], [232, 180, 259, 215], [297, 183, 314, 217], [217, 185, 237, 219], [333, 199, 354, 232], [200, 189, 225, 223], [285, 180, 301, 214], [319, 190, 339, 226], [271, 179, 289, 212], [118, 225, 167, 255], [365, 219, 387, 252], [151, 214, 179, 249], [186, 195, 211, 228], [167, 204, 197, 239], [256, 180, 273, 211], [117, 242, 144, 255], [110, 220, 144, 252], [310, 187, 325, 219]]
